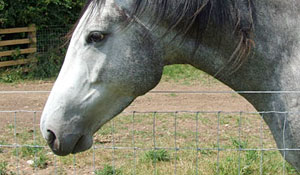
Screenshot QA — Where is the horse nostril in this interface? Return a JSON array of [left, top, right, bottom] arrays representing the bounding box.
[[46, 130, 59, 151]]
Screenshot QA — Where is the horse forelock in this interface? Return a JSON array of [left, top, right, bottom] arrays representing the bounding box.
[[67, 0, 255, 73]]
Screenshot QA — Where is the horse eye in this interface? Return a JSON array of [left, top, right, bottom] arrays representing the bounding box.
[[87, 31, 105, 43]]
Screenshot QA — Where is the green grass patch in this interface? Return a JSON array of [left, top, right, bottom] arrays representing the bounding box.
[[162, 64, 217, 84], [32, 153, 48, 169], [213, 150, 298, 175], [210, 137, 298, 175], [0, 162, 8, 175], [231, 138, 248, 149], [95, 165, 123, 175], [0, 162, 14, 175], [143, 149, 171, 163], [59, 155, 74, 165], [1, 112, 299, 174], [13, 146, 43, 158], [0, 59, 216, 84]]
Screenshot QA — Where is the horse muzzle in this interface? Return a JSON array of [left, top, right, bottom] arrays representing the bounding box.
[[44, 129, 93, 156]]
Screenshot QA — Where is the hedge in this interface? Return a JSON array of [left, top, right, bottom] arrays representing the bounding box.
[[0, 0, 86, 81], [0, 0, 85, 29]]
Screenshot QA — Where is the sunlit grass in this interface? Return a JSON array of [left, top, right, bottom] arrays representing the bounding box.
[[0, 112, 298, 174], [162, 64, 218, 85]]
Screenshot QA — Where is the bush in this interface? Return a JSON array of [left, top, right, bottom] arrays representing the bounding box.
[[0, 0, 85, 81], [0, 46, 65, 82], [0, 0, 84, 29], [30, 47, 66, 79]]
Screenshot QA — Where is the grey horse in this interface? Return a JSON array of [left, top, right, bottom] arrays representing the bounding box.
[[40, 0, 300, 171]]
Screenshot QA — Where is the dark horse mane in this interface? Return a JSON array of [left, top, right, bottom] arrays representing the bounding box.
[[70, 0, 255, 73]]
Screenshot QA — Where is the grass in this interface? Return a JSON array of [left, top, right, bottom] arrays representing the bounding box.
[[95, 165, 123, 175], [0, 162, 8, 175], [0, 62, 210, 84], [162, 64, 218, 85], [143, 149, 171, 163], [0, 162, 14, 175], [231, 138, 248, 149], [12, 145, 48, 169], [13, 145, 43, 158], [0, 63, 299, 174], [0, 141, 5, 154], [0, 110, 299, 174], [213, 138, 260, 175], [33, 153, 48, 169], [214, 150, 298, 175], [0, 64, 212, 84]]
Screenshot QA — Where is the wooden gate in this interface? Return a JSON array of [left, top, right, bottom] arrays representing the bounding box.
[[0, 24, 37, 68]]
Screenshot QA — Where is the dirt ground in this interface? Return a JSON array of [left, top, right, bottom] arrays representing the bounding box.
[[0, 80, 256, 113], [1, 80, 288, 175]]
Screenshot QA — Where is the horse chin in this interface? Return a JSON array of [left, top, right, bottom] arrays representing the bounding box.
[[71, 135, 93, 155]]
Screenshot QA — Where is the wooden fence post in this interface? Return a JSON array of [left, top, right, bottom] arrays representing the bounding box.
[[28, 24, 37, 51]]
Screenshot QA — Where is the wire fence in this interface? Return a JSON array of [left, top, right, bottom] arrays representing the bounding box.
[[36, 26, 71, 53], [0, 103, 299, 174]]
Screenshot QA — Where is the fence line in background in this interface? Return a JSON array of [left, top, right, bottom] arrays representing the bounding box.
[[1, 110, 300, 174], [0, 25, 37, 68], [1, 110, 300, 115], [2, 90, 300, 94]]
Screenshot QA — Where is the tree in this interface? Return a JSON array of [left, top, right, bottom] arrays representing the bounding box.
[[0, 0, 85, 28]]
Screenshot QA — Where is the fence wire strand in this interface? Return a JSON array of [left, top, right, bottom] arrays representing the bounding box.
[[260, 114, 264, 175], [1, 93, 300, 174]]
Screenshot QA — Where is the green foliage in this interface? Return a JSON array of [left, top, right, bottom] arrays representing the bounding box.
[[212, 138, 299, 175], [0, 68, 24, 83], [0, 162, 7, 175], [95, 165, 123, 175], [0, 0, 5, 25], [162, 64, 218, 85], [231, 138, 248, 149], [33, 153, 49, 169], [0, 46, 65, 82], [0, 0, 84, 28], [0, 0, 84, 82], [12, 145, 48, 169], [30, 47, 66, 79], [143, 149, 171, 163], [0, 162, 14, 175], [13, 146, 43, 158], [0, 0, 4, 10]]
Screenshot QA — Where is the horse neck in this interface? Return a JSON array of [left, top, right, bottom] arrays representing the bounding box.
[[157, 0, 300, 111], [157, 2, 300, 168]]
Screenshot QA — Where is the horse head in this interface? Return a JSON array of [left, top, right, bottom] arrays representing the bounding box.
[[40, 0, 164, 156]]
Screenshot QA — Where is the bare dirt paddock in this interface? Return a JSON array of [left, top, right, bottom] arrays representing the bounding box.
[[0, 80, 298, 174], [0, 80, 255, 112]]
